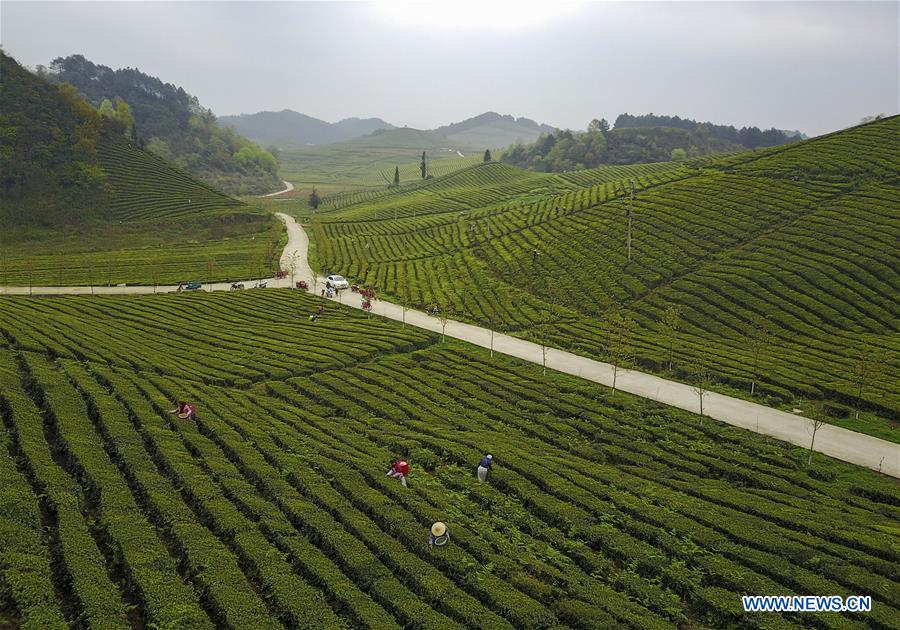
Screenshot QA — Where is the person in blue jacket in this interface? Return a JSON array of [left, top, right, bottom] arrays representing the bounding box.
[[477, 454, 493, 482]]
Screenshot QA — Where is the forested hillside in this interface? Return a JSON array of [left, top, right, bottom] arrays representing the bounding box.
[[501, 114, 800, 172], [311, 116, 900, 435], [48, 55, 282, 195], [613, 113, 801, 148], [0, 52, 280, 286]]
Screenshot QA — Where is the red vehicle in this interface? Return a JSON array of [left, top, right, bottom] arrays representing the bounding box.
[[350, 284, 360, 293], [275, 271, 287, 279], [296, 280, 309, 290]]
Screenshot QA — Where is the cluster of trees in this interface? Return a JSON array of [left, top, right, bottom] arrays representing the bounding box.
[[47, 55, 281, 195], [614, 113, 799, 149], [501, 113, 801, 173], [0, 52, 112, 227]]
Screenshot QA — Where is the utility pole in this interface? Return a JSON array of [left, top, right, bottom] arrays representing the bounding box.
[[627, 178, 634, 262]]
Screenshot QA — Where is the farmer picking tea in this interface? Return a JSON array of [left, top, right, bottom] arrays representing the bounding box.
[[477, 454, 493, 481], [386, 459, 409, 487], [429, 522, 449, 549], [169, 401, 196, 421]]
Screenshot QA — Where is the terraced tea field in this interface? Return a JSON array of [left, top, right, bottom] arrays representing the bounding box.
[[2, 135, 284, 286], [1, 290, 898, 629], [310, 117, 900, 436]]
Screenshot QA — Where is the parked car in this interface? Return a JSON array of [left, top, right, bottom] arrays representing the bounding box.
[[326, 274, 349, 289], [177, 281, 202, 292]]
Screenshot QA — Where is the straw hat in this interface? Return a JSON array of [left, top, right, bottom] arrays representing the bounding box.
[[431, 522, 447, 537]]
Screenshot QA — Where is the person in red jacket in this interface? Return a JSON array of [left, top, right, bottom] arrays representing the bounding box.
[[386, 459, 409, 487], [169, 401, 196, 421]]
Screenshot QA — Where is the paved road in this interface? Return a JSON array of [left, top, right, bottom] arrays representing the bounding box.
[[259, 180, 295, 197], [2, 213, 897, 476]]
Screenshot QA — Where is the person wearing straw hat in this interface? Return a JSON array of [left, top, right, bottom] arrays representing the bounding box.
[[476, 454, 493, 482], [429, 522, 449, 549]]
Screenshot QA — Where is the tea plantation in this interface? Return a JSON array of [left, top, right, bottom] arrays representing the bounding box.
[[1, 290, 898, 628], [310, 116, 900, 437]]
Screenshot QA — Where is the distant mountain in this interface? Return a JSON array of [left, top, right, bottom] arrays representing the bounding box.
[[46, 54, 281, 195], [219, 110, 394, 146], [222, 109, 557, 151], [437, 112, 557, 149]]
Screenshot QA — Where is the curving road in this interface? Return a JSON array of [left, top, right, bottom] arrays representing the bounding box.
[[259, 180, 295, 197], [2, 213, 897, 476]]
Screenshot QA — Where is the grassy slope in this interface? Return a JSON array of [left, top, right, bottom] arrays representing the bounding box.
[[278, 128, 482, 190], [1, 134, 284, 286], [310, 117, 900, 438], [0, 291, 897, 629]]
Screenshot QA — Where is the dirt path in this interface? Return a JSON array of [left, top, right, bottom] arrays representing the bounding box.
[[2, 213, 897, 476], [259, 180, 295, 197]]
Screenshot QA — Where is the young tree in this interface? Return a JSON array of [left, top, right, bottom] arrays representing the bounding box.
[[431, 296, 452, 342], [420, 151, 427, 179], [747, 314, 770, 396], [486, 290, 508, 359], [393, 165, 400, 186], [689, 352, 714, 423], [807, 398, 828, 467], [606, 310, 636, 393], [84, 255, 94, 295], [149, 254, 161, 294], [660, 304, 681, 371], [309, 187, 319, 209], [483, 149, 492, 162], [205, 256, 217, 290], [848, 343, 887, 419], [399, 275, 412, 328]]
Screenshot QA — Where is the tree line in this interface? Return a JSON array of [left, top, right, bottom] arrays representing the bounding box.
[[500, 113, 800, 173]]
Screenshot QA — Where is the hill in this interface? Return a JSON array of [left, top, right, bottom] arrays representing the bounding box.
[[0, 52, 281, 286], [501, 113, 801, 172], [613, 113, 800, 149], [1, 290, 897, 628], [310, 116, 900, 437], [277, 127, 483, 190], [437, 111, 557, 149], [229, 112, 558, 192], [47, 55, 282, 195], [219, 109, 394, 147]]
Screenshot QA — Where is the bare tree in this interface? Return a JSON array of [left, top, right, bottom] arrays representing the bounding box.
[[660, 304, 681, 371], [689, 353, 714, 424], [848, 343, 886, 419], [807, 398, 828, 466], [747, 314, 770, 396]]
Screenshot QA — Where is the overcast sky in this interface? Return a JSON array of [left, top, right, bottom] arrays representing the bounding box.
[[2, 1, 897, 135]]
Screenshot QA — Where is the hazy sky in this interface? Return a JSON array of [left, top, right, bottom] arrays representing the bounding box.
[[2, 1, 898, 135]]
